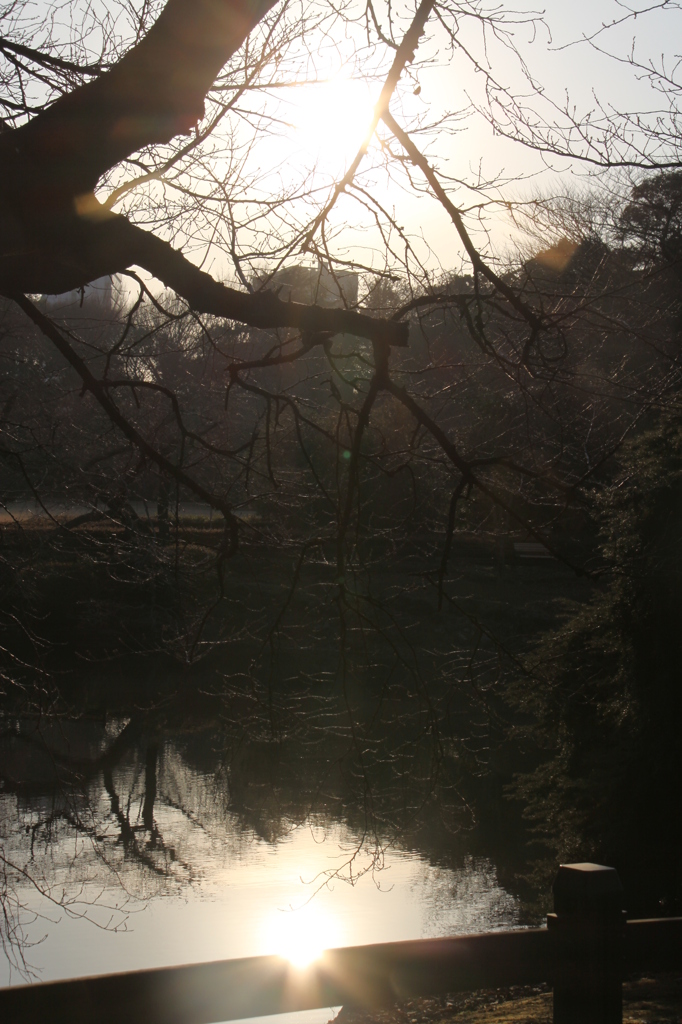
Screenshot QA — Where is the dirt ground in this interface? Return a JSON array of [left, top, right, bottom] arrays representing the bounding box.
[[330, 975, 682, 1024]]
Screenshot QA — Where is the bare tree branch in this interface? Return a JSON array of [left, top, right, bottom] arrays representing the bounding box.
[[6, 0, 280, 203]]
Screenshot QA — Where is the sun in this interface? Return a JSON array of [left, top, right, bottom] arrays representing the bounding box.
[[263, 903, 341, 968], [289, 74, 375, 170]]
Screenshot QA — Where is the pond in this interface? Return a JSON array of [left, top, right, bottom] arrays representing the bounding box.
[[0, 715, 524, 1023]]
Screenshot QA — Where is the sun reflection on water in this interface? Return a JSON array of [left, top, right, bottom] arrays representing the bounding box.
[[263, 901, 343, 968]]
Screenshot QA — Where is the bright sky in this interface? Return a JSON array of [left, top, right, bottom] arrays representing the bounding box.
[[49, 0, 679, 286], [236, 0, 682, 276]]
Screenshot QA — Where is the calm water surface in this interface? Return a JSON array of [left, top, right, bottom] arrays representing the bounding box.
[[0, 717, 521, 1021]]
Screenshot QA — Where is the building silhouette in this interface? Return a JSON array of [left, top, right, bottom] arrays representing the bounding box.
[[252, 265, 358, 308]]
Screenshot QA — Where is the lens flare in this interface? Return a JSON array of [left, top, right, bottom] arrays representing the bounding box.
[[263, 902, 341, 968]]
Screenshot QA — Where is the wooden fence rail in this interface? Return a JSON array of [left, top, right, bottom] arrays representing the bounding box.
[[1, 863, 680, 1024]]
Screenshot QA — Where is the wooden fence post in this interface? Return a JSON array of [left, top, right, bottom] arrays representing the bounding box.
[[548, 863, 626, 1024]]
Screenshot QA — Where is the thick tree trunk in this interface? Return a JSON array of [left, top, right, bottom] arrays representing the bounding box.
[[0, 0, 408, 347]]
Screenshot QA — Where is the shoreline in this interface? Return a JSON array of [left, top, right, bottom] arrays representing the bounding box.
[[329, 975, 682, 1024]]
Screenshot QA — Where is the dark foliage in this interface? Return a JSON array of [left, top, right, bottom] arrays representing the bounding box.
[[513, 416, 682, 914]]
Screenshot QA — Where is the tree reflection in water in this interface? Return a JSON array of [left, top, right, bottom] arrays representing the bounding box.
[[0, 690, 526, 980]]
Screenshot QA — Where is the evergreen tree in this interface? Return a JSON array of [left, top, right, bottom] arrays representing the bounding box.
[[514, 416, 682, 915]]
